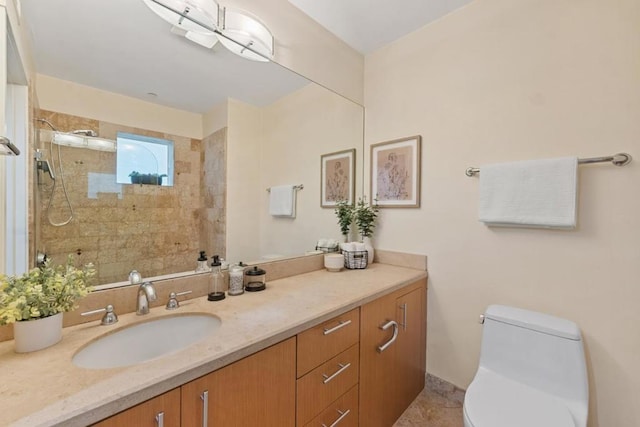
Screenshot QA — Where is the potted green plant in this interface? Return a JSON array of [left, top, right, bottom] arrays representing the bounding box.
[[334, 200, 354, 242], [354, 197, 379, 263], [0, 256, 95, 353], [129, 171, 168, 185]]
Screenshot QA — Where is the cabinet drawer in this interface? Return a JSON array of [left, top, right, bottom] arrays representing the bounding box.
[[297, 344, 359, 426], [297, 308, 359, 377], [304, 385, 358, 427]]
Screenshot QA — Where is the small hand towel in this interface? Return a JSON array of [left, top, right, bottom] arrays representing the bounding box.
[[478, 157, 578, 229], [269, 185, 296, 218]]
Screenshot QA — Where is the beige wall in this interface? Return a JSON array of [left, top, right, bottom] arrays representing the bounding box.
[[226, 99, 263, 262], [226, 0, 364, 105], [36, 75, 203, 139], [259, 83, 364, 257], [364, 0, 640, 426]]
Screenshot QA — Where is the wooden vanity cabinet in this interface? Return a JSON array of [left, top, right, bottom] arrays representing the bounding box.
[[91, 388, 181, 427], [296, 308, 360, 426], [90, 278, 426, 427], [359, 278, 427, 427], [181, 337, 296, 427]]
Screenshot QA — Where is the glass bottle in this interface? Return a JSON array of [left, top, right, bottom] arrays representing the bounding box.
[[195, 251, 210, 273], [207, 255, 225, 301], [228, 261, 245, 296]]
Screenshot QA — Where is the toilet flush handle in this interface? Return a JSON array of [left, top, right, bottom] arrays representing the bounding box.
[[479, 314, 485, 324]]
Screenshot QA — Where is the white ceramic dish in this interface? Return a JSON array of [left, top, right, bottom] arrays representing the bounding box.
[[324, 254, 344, 272]]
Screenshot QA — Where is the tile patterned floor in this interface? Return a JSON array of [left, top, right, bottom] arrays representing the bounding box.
[[393, 388, 464, 427]]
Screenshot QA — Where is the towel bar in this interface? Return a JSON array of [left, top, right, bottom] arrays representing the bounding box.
[[266, 184, 304, 192], [465, 153, 632, 177]]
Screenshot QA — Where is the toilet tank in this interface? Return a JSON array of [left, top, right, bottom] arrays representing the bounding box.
[[479, 305, 588, 404]]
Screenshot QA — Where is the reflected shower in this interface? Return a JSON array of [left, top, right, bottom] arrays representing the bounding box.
[[35, 118, 117, 226]]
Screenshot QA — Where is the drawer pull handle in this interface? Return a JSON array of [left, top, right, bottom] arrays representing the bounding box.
[[377, 320, 399, 353], [155, 412, 164, 427], [322, 409, 351, 427], [323, 319, 352, 335], [201, 390, 209, 427], [399, 303, 407, 331], [322, 362, 351, 384]]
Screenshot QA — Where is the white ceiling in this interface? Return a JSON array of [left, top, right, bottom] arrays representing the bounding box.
[[287, 0, 472, 54], [21, 0, 309, 113], [21, 0, 472, 113]]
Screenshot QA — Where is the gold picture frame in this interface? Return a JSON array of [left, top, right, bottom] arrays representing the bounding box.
[[321, 148, 356, 208], [370, 135, 421, 208]]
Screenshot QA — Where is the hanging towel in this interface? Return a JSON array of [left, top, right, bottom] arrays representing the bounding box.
[[478, 157, 578, 229], [269, 185, 296, 218]]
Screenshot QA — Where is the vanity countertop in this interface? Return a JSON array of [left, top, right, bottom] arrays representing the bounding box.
[[0, 263, 427, 427]]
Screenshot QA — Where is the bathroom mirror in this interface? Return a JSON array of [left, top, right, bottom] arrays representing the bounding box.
[[21, 0, 364, 287]]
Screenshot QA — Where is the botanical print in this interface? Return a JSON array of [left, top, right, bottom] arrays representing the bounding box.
[[371, 136, 421, 208], [321, 149, 355, 208], [376, 146, 413, 200], [325, 157, 350, 201]]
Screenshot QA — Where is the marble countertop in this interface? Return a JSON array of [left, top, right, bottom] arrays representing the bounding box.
[[0, 263, 426, 427]]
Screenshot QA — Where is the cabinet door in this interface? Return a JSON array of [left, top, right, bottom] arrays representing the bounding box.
[[359, 279, 427, 427], [395, 284, 427, 412], [91, 388, 181, 427], [359, 291, 399, 427], [181, 337, 296, 427]]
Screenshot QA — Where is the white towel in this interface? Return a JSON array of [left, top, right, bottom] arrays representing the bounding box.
[[478, 157, 578, 229], [269, 185, 296, 218]]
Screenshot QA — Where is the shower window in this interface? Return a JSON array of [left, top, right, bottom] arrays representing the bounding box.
[[116, 132, 174, 186]]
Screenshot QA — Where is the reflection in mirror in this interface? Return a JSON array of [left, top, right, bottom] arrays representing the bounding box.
[[116, 133, 174, 187], [23, 0, 364, 289]]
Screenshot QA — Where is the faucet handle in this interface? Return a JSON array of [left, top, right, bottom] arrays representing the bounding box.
[[166, 290, 192, 310], [81, 304, 118, 325]]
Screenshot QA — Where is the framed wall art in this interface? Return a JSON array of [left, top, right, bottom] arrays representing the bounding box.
[[370, 135, 421, 208], [321, 148, 356, 208]]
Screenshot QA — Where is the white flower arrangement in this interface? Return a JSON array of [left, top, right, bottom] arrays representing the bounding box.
[[0, 256, 95, 325]]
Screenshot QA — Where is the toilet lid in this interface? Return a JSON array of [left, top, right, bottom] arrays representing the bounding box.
[[464, 368, 576, 427]]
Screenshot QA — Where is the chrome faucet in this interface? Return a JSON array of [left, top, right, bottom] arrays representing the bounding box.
[[136, 281, 157, 315]]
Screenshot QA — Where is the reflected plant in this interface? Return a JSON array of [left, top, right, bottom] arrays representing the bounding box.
[[334, 200, 354, 241]]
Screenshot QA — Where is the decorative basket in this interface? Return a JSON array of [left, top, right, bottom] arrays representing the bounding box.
[[343, 250, 368, 269]]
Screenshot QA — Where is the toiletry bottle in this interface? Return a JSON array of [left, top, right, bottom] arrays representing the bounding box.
[[195, 251, 209, 273], [228, 262, 245, 296], [208, 255, 225, 301]]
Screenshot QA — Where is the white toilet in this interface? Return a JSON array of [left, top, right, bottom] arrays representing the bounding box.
[[463, 305, 589, 427]]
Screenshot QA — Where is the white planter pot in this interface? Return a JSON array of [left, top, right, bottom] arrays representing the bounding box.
[[13, 312, 63, 353], [363, 237, 375, 265]]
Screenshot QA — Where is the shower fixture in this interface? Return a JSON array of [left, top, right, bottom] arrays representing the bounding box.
[[0, 136, 20, 155], [36, 118, 116, 152], [35, 149, 55, 180]]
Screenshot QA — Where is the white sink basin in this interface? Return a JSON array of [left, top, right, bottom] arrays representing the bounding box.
[[72, 313, 221, 369]]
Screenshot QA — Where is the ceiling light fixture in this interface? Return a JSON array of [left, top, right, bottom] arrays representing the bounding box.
[[217, 8, 274, 62], [142, 0, 219, 33], [141, 1, 274, 61]]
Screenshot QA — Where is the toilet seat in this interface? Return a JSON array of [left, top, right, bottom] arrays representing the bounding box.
[[464, 368, 576, 427]]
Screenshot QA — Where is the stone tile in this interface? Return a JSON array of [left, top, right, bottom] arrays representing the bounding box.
[[394, 388, 464, 427]]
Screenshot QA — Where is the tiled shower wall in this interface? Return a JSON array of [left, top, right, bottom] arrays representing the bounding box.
[[35, 110, 226, 285]]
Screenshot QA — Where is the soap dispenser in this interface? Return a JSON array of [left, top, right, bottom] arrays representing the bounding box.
[[208, 255, 225, 301], [195, 251, 210, 273]]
